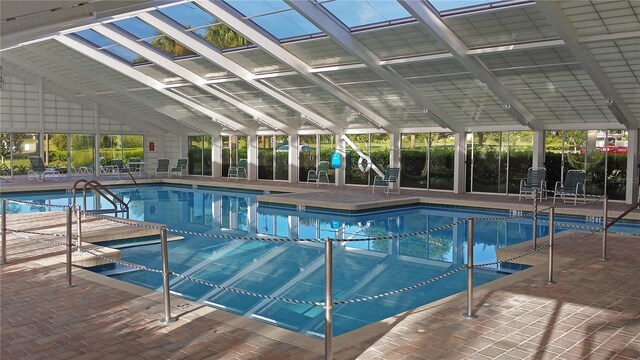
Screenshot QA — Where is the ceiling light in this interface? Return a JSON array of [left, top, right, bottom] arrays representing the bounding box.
[[606, 100, 630, 127], [504, 105, 530, 127]]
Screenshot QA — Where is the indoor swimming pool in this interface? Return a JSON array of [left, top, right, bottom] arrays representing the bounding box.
[[3, 184, 639, 336]]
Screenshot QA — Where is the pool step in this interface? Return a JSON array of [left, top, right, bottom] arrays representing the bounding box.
[[4, 211, 163, 267]]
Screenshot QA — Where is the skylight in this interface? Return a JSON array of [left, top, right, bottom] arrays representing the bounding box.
[[158, 3, 250, 50], [112, 17, 195, 58], [225, 0, 322, 40], [319, 0, 412, 28], [428, 0, 504, 13], [74, 29, 147, 64]]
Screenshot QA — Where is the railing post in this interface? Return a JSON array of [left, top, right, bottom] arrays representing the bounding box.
[[1, 199, 7, 265], [324, 237, 334, 360], [463, 218, 477, 318], [75, 205, 82, 252], [532, 188, 538, 249], [547, 207, 555, 284], [159, 226, 176, 324], [64, 205, 75, 288], [601, 195, 608, 261]]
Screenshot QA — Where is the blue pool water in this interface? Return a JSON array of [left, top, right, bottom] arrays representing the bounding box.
[[3, 185, 639, 336]]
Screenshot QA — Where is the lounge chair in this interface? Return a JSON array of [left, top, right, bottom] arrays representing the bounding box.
[[372, 166, 400, 195], [553, 170, 586, 204], [155, 159, 170, 178], [27, 156, 60, 182], [307, 161, 330, 186], [127, 157, 142, 176], [519, 167, 547, 201], [170, 159, 188, 178], [111, 159, 125, 178], [229, 159, 247, 180]]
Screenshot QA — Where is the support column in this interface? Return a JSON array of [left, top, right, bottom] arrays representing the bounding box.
[[38, 78, 44, 159], [336, 133, 346, 186], [212, 131, 222, 178], [533, 130, 545, 168], [289, 133, 299, 183], [390, 132, 401, 167], [626, 129, 639, 204], [453, 132, 466, 194], [94, 105, 100, 176], [247, 134, 258, 180]]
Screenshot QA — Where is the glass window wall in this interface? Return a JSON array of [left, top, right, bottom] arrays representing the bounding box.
[[44, 133, 68, 173], [319, 135, 336, 183], [71, 134, 95, 172], [188, 135, 212, 176], [400, 132, 454, 190], [345, 133, 390, 185], [298, 135, 316, 182], [545, 130, 627, 200], [99, 135, 123, 166], [466, 131, 533, 194], [258, 135, 274, 180], [12, 133, 39, 175], [0, 133, 9, 176], [222, 135, 247, 177]]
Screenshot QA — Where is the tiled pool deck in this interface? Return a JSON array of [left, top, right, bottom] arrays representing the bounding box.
[[1, 176, 639, 359]]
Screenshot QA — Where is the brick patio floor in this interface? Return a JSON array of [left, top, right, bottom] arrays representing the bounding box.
[[1, 179, 639, 359]]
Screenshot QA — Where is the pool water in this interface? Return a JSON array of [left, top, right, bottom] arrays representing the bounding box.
[[3, 185, 639, 336]]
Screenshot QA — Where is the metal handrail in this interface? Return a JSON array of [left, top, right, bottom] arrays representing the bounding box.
[[71, 179, 130, 218], [605, 201, 640, 230]]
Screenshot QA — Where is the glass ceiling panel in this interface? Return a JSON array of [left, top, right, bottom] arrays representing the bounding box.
[[225, 0, 321, 40], [112, 17, 196, 58], [429, 0, 503, 12], [74, 29, 147, 64], [319, 0, 412, 28], [158, 3, 216, 29], [158, 3, 250, 50]]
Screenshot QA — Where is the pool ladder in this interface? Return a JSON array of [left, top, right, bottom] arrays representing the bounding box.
[[71, 179, 129, 218]]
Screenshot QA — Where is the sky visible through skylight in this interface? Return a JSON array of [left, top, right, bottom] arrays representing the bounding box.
[[74, 29, 147, 64], [158, 3, 250, 50], [320, 0, 412, 28], [225, 0, 321, 39], [428, 0, 500, 12]]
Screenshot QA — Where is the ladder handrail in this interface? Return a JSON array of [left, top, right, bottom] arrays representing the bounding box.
[[606, 201, 640, 230], [71, 179, 130, 218]]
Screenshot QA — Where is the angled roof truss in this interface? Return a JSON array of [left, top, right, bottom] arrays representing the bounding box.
[[400, 0, 542, 130], [536, 0, 637, 129], [287, 0, 463, 132], [196, 0, 394, 133], [56, 34, 251, 135], [139, 10, 339, 134], [92, 23, 289, 134]]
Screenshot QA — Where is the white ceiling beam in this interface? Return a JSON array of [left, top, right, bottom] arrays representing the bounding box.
[[0, 0, 192, 51], [1, 56, 163, 135], [287, 0, 462, 132], [24, 45, 193, 137], [129, 38, 564, 89], [140, 10, 339, 134], [196, 0, 389, 133], [400, 0, 542, 131], [465, 38, 565, 56], [93, 23, 286, 134], [536, 1, 637, 129], [579, 30, 640, 44], [56, 34, 250, 135]]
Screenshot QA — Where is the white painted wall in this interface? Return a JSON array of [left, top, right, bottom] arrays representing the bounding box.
[[1, 75, 139, 134]]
